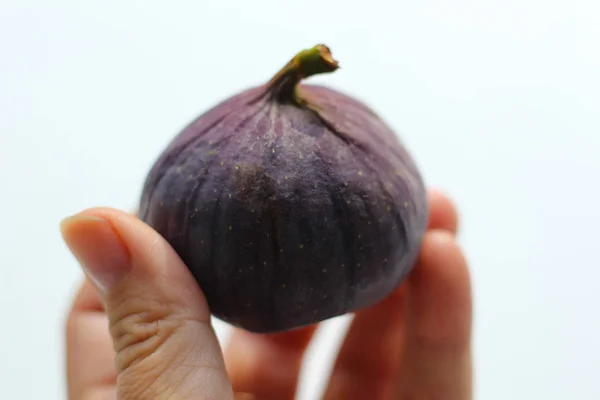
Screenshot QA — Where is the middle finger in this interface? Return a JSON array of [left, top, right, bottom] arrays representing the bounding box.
[[224, 325, 317, 400], [321, 190, 459, 399]]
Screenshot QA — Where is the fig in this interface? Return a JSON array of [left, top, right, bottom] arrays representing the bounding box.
[[138, 44, 428, 333]]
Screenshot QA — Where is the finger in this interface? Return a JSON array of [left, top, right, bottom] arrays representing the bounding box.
[[321, 284, 407, 400], [66, 279, 117, 400], [394, 230, 472, 399], [427, 188, 459, 234], [80, 385, 117, 400], [223, 187, 459, 399], [224, 325, 317, 399], [322, 189, 462, 399], [60, 208, 235, 400]]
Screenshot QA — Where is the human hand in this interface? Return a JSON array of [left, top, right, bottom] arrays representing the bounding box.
[[63, 189, 471, 400]]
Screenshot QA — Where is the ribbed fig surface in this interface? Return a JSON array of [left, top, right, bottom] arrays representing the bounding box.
[[139, 45, 428, 333]]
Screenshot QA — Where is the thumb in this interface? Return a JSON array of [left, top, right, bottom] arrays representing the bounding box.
[[61, 207, 235, 400]]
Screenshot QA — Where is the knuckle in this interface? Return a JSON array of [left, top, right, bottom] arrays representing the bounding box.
[[106, 295, 226, 400], [108, 295, 183, 373]]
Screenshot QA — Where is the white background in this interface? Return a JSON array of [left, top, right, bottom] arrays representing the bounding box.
[[1, 0, 599, 399]]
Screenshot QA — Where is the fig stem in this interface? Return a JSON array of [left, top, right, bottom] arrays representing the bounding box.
[[266, 44, 339, 103]]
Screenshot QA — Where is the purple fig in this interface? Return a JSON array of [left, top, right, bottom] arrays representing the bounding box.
[[138, 44, 428, 333]]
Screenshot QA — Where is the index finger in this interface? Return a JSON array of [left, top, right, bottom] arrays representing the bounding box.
[[66, 279, 117, 400]]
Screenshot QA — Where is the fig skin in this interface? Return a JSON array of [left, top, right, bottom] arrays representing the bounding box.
[[138, 45, 428, 333]]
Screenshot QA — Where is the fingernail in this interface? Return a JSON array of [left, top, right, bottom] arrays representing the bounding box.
[[60, 214, 131, 292]]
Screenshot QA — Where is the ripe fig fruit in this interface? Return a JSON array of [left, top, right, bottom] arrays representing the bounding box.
[[139, 44, 428, 333]]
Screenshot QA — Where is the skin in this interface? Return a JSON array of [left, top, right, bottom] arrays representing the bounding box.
[[63, 188, 471, 400]]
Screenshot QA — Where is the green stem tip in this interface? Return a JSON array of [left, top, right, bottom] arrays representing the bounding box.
[[267, 44, 340, 103]]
